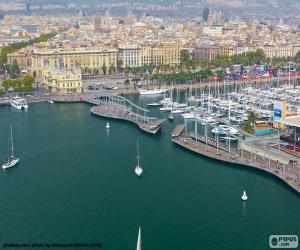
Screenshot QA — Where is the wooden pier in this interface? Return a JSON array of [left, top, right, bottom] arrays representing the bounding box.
[[172, 125, 300, 194], [90, 95, 165, 134]]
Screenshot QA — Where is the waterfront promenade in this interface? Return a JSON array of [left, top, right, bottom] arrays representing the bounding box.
[[172, 125, 300, 193]]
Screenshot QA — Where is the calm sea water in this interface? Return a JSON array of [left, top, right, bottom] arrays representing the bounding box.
[[0, 96, 299, 250]]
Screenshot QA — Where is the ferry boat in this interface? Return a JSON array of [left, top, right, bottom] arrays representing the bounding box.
[[139, 88, 168, 96], [10, 96, 28, 110]]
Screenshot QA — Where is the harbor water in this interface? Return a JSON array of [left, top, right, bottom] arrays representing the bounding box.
[[0, 95, 299, 250]]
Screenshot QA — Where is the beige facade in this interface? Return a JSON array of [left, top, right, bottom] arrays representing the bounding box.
[[141, 43, 181, 66], [42, 68, 83, 94], [7, 50, 32, 72], [32, 48, 118, 77], [261, 45, 300, 58]]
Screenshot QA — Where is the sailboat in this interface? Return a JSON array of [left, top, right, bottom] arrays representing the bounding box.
[[136, 226, 142, 250], [135, 141, 143, 176], [2, 126, 20, 169], [241, 191, 248, 201]]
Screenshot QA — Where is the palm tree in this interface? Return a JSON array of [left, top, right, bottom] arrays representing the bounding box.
[[124, 79, 130, 89], [247, 111, 260, 132]]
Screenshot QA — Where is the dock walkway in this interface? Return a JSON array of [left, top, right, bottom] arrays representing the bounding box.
[[172, 127, 300, 193]]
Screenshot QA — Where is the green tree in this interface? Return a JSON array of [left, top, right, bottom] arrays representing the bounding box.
[[109, 64, 116, 75], [180, 49, 190, 64], [102, 63, 107, 75], [124, 79, 130, 89], [117, 60, 123, 74], [9, 60, 21, 79]]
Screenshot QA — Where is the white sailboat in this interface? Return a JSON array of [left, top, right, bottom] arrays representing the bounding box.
[[135, 141, 143, 176], [136, 226, 142, 250], [241, 191, 248, 201], [2, 126, 20, 169]]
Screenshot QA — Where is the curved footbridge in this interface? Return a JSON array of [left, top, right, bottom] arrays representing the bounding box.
[[53, 94, 165, 134], [90, 95, 165, 134]]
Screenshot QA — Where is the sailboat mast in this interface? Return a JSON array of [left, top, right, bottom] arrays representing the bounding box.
[[137, 141, 140, 166], [10, 126, 14, 157]]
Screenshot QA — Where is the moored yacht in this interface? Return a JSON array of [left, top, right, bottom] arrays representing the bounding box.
[[10, 96, 28, 110], [139, 88, 168, 95]]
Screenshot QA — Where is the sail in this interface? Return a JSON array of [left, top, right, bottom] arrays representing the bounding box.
[[136, 226, 141, 250]]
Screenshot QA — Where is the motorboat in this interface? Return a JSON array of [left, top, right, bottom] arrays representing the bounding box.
[[10, 96, 28, 110], [168, 113, 174, 121], [106, 122, 110, 129]]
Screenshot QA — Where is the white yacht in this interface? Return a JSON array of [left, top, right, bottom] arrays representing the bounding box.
[[106, 122, 110, 129], [211, 125, 239, 135], [10, 96, 28, 110], [139, 88, 168, 95], [2, 126, 20, 170], [181, 112, 196, 119], [241, 191, 248, 201], [171, 109, 184, 114], [135, 141, 143, 176]]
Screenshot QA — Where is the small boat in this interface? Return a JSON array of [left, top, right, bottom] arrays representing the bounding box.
[[106, 122, 110, 129], [2, 126, 20, 170], [135, 141, 143, 176], [48, 100, 54, 104], [136, 226, 142, 250], [147, 102, 161, 108], [241, 191, 248, 201], [168, 113, 174, 121]]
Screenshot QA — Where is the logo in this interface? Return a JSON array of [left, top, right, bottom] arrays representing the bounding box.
[[269, 235, 298, 248]]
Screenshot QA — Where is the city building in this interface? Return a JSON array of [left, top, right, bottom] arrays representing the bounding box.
[[7, 50, 32, 72], [192, 46, 224, 61], [32, 48, 118, 77], [261, 45, 300, 58], [141, 43, 181, 66], [42, 68, 83, 94], [203, 26, 223, 36], [203, 7, 209, 22], [118, 44, 141, 68]]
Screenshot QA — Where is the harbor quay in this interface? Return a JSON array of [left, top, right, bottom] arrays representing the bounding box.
[[172, 125, 300, 194]]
